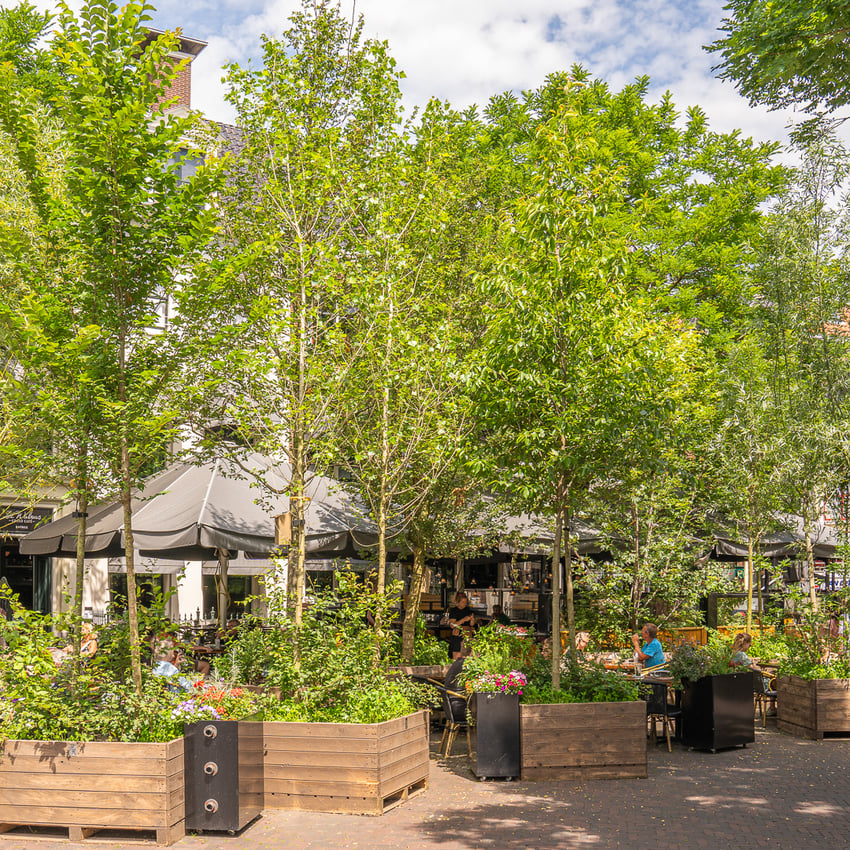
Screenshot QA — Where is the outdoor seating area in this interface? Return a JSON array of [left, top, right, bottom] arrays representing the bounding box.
[[5, 0, 850, 847]]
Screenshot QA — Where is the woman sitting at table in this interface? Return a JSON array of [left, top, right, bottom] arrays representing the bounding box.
[[731, 632, 756, 668], [632, 623, 665, 670]]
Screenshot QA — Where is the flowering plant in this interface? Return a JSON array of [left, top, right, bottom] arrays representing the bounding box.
[[494, 625, 530, 638], [667, 641, 735, 688], [465, 670, 527, 695]]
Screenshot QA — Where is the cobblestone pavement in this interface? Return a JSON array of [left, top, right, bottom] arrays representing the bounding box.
[[3, 722, 850, 850]]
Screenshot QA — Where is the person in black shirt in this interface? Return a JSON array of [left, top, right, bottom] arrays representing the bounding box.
[[446, 591, 475, 659]]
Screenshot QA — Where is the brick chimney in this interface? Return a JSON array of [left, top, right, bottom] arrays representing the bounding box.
[[142, 29, 207, 110]]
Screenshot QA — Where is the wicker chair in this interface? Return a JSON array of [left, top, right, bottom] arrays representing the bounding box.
[[753, 670, 777, 726], [435, 684, 471, 757]]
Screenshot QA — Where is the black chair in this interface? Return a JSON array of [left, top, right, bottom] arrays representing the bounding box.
[[435, 683, 471, 757], [641, 680, 682, 752], [753, 670, 777, 726]]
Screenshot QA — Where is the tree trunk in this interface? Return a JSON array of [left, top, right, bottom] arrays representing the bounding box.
[[120, 444, 142, 696], [804, 522, 819, 612], [551, 497, 562, 691], [746, 538, 754, 633], [401, 541, 426, 662], [71, 472, 88, 690], [117, 325, 142, 695], [629, 503, 640, 633], [564, 500, 576, 663]]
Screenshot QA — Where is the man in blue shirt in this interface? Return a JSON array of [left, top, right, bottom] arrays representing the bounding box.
[[632, 623, 665, 670]]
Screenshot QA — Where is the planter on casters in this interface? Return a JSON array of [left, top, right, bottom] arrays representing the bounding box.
[[469, 692, 520, 779], [680, 671, 755, 752]]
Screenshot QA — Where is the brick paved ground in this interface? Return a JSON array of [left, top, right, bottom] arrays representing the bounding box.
[[3, 721, 849, 850]]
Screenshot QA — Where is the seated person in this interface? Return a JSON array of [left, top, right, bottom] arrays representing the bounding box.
[[491, 604, 512, 626], [443, 651, 469, 722], [631, 623, 665, 669], [49, 623, 98, 666], [541, 631, 590, 665], [731, 632, 756, 668], [151, 632, 192, 690]]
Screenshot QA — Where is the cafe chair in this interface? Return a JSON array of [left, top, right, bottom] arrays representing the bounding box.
[[641, 680, 681, 752], [435, 684, 471, 758], [753, 670, 777, 726]]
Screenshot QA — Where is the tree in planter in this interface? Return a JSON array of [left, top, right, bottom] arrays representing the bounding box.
[[331, 100, 488, 643], [0, 0, 222, 692], [472, 73, 741, 687], [180, 1, 407, 631], [0, 1, 114, 662], [709, 338, 792, 632], [583, 454, 733, 639], [755, 122, 850, 612]]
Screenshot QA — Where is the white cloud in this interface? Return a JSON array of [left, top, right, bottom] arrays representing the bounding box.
[[10, 0, 844, 154]]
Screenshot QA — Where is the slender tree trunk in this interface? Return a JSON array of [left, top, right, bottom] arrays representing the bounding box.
[[290, 280, 308, 633], [121, 445, 142, 695], [375, 496, 387, 636], [71, 461, 88, 692], [756, 561, 764, 629], [72, 445, 88, 659], [564, 500, 576, 663], [630, 504, 641, 633], [804, 522, 819, 612], [402, 538, 426, 662], [746, 537, 754, 633], [376, 371, 390, 600], [551, 498, 562, 691], [118, 330, 142, 694]]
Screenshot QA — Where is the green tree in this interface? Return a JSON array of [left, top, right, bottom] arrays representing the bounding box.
[[755, 122, 850, 608], [180, 1, 406, 631], [0, 0, 220, 691], [330, 98, 485, 648], [709, 0, 850, 112]]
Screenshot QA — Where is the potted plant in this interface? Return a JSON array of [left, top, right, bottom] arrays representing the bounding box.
[[774, 601, 850, 739], [458, 624, 533, 779], [230, 572, 434, 814], [0, 597, 266, 844], [667, 639, 754, 751], [519, 654, 645, 780]]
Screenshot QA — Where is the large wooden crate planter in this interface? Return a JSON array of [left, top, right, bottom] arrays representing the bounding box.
[[0, 737, 185, 844], [777, 675, 850, 739], [521, 701, 647, 780], [263, 710, 429, 815]]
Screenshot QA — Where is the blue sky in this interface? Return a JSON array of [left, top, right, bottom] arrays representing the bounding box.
[[26, 0, 812, 150]]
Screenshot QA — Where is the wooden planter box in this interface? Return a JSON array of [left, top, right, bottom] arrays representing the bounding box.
[[389, 664, 450, 681], [777, 675, 850, 739], [521, 701, 647, 780], [263, 710, 429, 815], [0, 738, 185, 844]]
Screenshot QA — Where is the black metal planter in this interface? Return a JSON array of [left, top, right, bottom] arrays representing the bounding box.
[[184, 719, 264, 832], [680, 672, 755, 752], [470, 692, 521, 779]]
